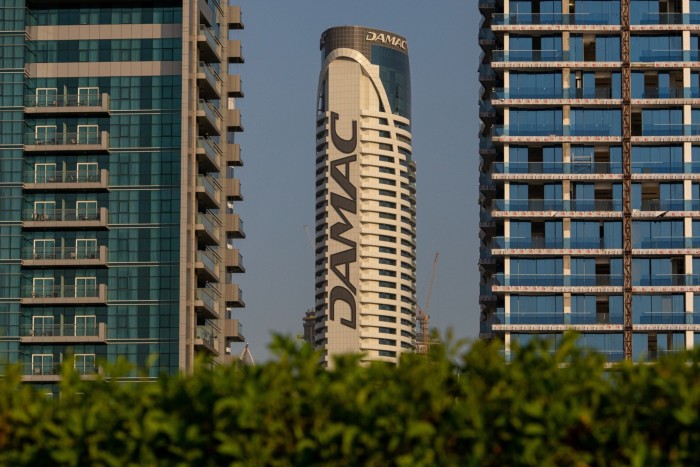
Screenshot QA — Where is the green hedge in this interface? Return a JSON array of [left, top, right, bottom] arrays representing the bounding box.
[[2, 335, 700, 466]]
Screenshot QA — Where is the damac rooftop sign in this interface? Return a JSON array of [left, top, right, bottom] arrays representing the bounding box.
[[365, 31, 407, 50]]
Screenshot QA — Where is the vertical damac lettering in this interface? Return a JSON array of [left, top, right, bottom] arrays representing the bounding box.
[[329, 112, 358, 329]]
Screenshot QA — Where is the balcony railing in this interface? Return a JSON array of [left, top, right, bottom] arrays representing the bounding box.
[[640, 199, 700, 211], [196, 211, 222, 244], [492, 199, 621, 211], [491, 87, 564, 99], [495, 312, 624, 325], [493, 273, 624, 287], [197, 99, 223, 134], [24, 131, 110, 153], [196, 285, 221, 318], [196, 248, 221, 281], [635, 274, 700, 286], [24, 207, 103, 222], [20, 324, 100, 338], [492, 49, 566, 62], [491, 236, 564, 249], [196, 136, 223, 172], [492, 12, 612, 25], [641, 124, 700, 137], [196, 324, 217, 350], [198, 62, 223, 98], [21, 284, 104, 299], [637, 50, 700, 62], [196, 174, 222, 206], [22, 245, 100, 261], [491, 161, 692, 175], [638, 13, 700, 25], [198, 25, 223, 61], [24, 93, 110, 114]]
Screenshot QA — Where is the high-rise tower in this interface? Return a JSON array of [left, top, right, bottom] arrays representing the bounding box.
[[0, 0, 246, 389], [480, 0, 700, 361], [314, 26, 417, 365]]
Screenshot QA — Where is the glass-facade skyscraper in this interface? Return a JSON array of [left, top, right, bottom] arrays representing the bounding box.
[[0, 0, 245, 389], [480, 0, 700, 361], [314, 26, 417, 365]]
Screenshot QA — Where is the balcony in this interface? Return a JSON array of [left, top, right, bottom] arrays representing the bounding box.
[[492, 12, 613, 25], [223, 318, 244, 343], [226, 143, 243, 166], [23, 169, 109, 191], [24, 131, 110, 153], [640, 124, 700, 137], [635, 274, 700, 287], [492, 162, 620, 175], [195, 248, 221, 282], [226, 247, 245, 272], [228, 4, 243, 28], [492, 199, 620, 212], [197, 99, 223, 135], [195, 212, 222, 246], [20, 322, 107, 344], [20, 283, 108, 305], [226, 178, 243, 200], [225, 283, 244, 307], [227, 108, 243, 131], [21, 360, 99, 382], [493, 274, 623, 287], [195, 323, 218, 354], [196, 175, 222, 209], [228, 74, 244, 97], [198, 25, 224, 62], [227, 39, 244, 63], [22, 207, 109, 230], [195, 286, 221, 319], [225, 213, 245, 238], [637, 50, 700, 62], [640, 199, 700, 211], [495, 312, 623, 326], [22, 245, 108, 267], [24, 93, 110, 116], [196, 137, 223, 172], [492, 49, 566, 62], [491, 237, 564, 249], [197, 62, 223, 99]]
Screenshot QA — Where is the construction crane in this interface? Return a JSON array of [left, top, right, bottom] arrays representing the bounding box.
[[417, 252, 439, 355]]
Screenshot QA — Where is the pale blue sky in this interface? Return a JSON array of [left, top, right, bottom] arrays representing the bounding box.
[[231, 0, 481, 360]]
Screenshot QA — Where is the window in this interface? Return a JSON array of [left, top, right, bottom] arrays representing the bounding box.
[[379, 350, 396, 357], [378, 339, 396, 346], [75, 315, 97, 336], [35, 88, 58, 106], [74, 354, 95, 375], [32, 354, 54, 375], [75, 276, 97, 297], [33, 201, 56, 221], [77, 86, 99, 106], [77, 124, 99, 144], [33, 239, 55, 259], [76, 162, 99, 182], [34, 163, 57, 183], [32, 277, 55, 298], [35, 125, 57, 144], [32, 316, 54, 336], [75, 239, 98, 259], [379, 327, 396, 334], [76, 200, 98, 220], [378, 315, 396, 323]]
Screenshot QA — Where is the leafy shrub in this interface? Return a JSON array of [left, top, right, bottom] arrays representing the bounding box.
[[1, 334, 700, 466]]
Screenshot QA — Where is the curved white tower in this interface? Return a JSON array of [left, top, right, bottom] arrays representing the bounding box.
[[314, 26, 416, 365]]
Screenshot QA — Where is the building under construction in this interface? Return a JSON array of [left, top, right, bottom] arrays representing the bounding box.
[[480, 0, 700, 361]]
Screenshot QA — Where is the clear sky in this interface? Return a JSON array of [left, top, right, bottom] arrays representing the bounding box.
[[231, 0, 481, 361]]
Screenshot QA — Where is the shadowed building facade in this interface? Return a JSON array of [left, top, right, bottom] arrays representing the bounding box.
[[0, 0, 246, 390], [314, 26, 417, 365]]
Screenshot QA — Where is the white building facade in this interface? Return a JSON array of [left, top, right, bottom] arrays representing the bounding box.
[[314, 26, 417, 365]]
